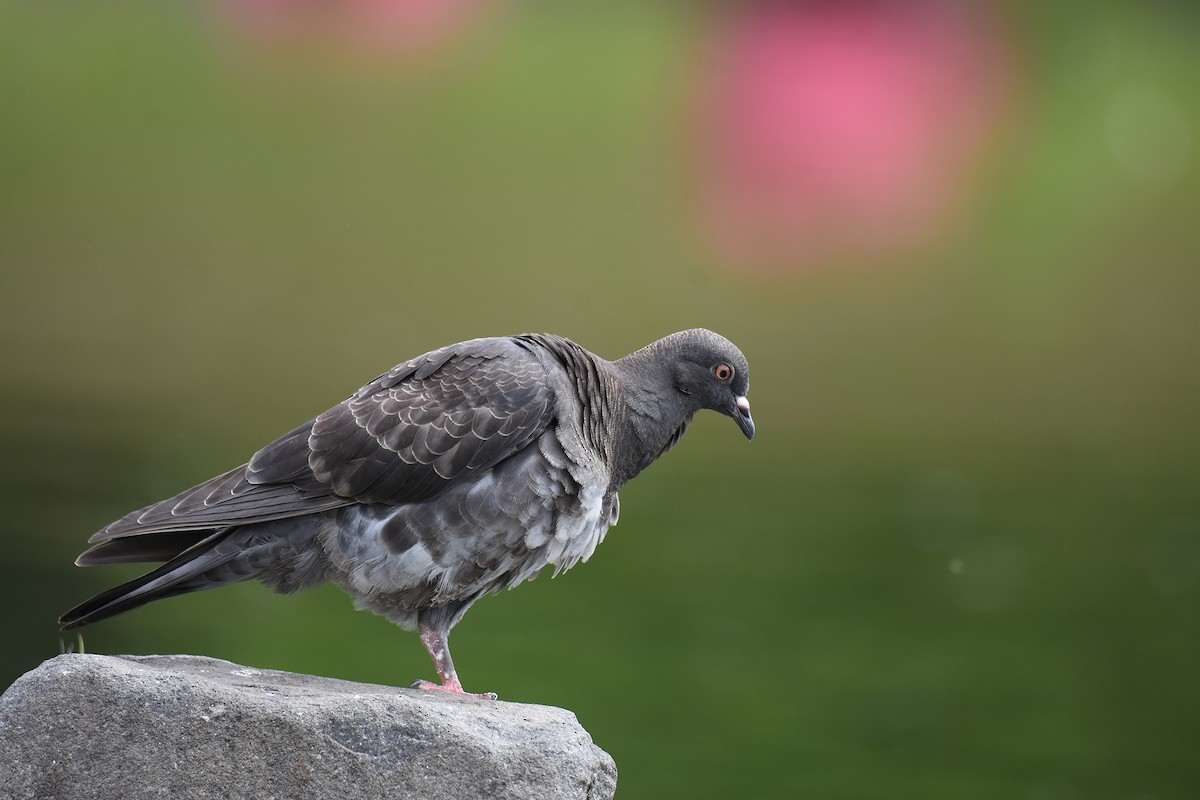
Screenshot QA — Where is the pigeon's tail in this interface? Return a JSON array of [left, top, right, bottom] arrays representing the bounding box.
[[59, 527, 269, 630]]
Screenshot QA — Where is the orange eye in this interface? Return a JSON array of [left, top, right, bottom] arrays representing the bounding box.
[[712, 363, 733, 382]]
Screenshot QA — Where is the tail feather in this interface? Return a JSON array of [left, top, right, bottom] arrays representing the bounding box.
[[60, 528, 250, 630], [62, 513, 329, 630], [75, 530, 216, 566]]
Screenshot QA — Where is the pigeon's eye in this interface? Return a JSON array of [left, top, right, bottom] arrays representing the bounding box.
[[712, 363, 733, 382]]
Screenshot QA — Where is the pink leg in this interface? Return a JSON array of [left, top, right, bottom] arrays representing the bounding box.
[[411, 624, 497, 700]]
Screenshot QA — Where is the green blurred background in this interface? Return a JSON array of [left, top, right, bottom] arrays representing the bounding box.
[[2, 2, 1198, 798]]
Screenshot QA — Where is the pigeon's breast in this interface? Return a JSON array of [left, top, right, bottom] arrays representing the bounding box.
[[319, 430, 613, 612]]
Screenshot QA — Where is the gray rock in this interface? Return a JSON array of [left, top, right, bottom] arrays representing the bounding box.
[[0, 654, 616, 800]]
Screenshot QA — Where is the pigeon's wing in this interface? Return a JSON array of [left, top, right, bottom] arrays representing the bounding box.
[[279, 336, 556, 506], [89, 337, 557, 544]]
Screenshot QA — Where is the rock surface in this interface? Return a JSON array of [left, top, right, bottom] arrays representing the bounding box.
[[0, 654, 616, 800]]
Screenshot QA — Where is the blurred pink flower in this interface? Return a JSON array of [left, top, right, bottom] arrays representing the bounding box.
[[694, 1, 1013, 270], [221, 0, 489, 60]]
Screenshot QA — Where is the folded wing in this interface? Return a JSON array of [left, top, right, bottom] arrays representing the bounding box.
[[81, 337, 556, 562]]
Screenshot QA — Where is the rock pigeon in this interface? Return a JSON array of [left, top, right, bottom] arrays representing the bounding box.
[[60, 329, 754, 697]]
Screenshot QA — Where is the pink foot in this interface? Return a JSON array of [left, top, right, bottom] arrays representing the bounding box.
[[414, 623, 497, 699], [410, 678, 498, 700]]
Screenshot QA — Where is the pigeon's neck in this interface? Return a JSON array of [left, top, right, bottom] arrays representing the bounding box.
[[516, 333, 695, 490], [607, 346, 695, 489]]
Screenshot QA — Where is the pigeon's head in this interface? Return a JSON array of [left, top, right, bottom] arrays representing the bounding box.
[[667, 329, 754, 441]]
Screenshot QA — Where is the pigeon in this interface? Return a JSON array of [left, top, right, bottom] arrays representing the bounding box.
[[60, 329, 753, 698]]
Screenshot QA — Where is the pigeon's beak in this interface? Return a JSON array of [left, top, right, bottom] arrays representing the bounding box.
[[733, 395, 755, 441]]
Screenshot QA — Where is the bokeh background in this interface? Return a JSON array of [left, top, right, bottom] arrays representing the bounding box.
[[2, 2, 1198, 798]]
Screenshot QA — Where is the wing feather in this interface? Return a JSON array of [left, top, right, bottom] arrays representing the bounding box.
[[88, 336, 556, 545]]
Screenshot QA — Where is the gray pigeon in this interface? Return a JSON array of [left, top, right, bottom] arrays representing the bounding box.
[[61, 329, 753, 697]]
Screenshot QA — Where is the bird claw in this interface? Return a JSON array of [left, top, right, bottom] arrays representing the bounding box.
[[410, 679, 498, 700]]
